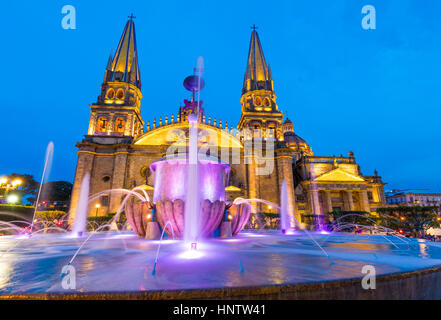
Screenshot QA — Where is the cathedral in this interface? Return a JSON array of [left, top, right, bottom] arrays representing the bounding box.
[[69, 18, 387, 229]]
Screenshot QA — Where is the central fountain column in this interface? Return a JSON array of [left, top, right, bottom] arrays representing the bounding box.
[[184, 113, 200, 243]]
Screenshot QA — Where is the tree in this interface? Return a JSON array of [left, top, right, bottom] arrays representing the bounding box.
[[7, 173, 39, 205], [40, 181, 73, 204], [377, 206, 440, 236]]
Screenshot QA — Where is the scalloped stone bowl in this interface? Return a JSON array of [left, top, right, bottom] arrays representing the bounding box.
[[125, 156, 251, 238], [125, 198, 250, 238]]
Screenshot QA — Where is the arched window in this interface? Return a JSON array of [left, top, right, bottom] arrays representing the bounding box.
[[267, 126, 275, 138], [96, 117, 108, 133], [114, 117, 125, 133], [116, 88, 124, 100], [106, 88, 115, 99], [254, 96, 262, 106], [263, 97, 271, 107], [253, 125, 261, 138]]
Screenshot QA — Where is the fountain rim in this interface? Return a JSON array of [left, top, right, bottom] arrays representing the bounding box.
[[149, 155, 231, 172]]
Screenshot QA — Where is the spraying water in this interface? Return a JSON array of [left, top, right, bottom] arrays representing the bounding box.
[[71, 173, 90, 236], [184, 115, 200, 243], [184, 57, 204, 244], [31, 142, 54, 231], [280, 180, 296, 234]]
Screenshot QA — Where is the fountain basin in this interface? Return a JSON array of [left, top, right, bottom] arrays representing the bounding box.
[[150, 156, 230, 204], [125, 199, 250, 238], [1, 232, 441, 299]]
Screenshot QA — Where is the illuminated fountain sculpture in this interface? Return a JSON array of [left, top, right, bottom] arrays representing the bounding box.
[[125, 62, 250, 240]]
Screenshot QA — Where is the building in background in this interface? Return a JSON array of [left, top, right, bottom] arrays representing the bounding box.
[[386, 192, 441, 207], [69, 19, 387, 229]]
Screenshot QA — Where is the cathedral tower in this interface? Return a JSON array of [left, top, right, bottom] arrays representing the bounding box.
[[238, 28, 296, 221], [69, 17, 144, 225], [237, 27, 284, 140], [87, 17, 144, 139]]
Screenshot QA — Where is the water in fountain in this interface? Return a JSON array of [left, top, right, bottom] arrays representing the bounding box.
[[184, 113, 200, 244], [233, 197, 334, 263], [184, 56, 204, 245], [280, 180, 296, 234], [152, 220, 175, 275], [31, 142, 54, 230], [71, 172, 90, 237]]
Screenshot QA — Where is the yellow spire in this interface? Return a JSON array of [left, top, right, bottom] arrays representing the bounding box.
[[106, 17, 141, 88], [243, 27, 273, 94]]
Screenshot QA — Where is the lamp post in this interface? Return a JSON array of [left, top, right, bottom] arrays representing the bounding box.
[[95, 203, 101, 217], [0, 177, 22, 203]]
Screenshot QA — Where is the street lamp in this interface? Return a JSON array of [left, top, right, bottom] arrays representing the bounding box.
[[7, 194, 19, 204], [95, 203, 101, 217], [11, 179, 22, 187]]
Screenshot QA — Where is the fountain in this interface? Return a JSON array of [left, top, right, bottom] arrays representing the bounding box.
[[124, 60, 250, 240], [31, 142, 54, 231], [71, 173, 90, 237], [280, 180, 296, 234], [0, 63, 440, 300]]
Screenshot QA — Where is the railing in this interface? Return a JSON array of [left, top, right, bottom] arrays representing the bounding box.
[[144, 114, 237, 136], [304, 156, 356, 164]]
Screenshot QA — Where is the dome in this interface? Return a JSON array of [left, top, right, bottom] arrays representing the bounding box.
[[284, 131, 306, 145], [283, 118, 293, 125], [283, 131, 313, 156]]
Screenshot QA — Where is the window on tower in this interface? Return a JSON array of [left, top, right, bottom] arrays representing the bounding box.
[[114, 117, 126, 133], [116, 89, 125, 100], [263, 97, 271, 107], [253, 125, 261, 138], [96, 117, 108, 133], [106, 88, 115, 99], [268, 126, 275, 138]]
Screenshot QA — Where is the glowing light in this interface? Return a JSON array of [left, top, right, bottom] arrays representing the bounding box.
[[242, 233, 265, 238], [227, 214, 233, 221], [6, 195, 19, 204], [95, 204, 101, 208], [268, 205, 272, 210], [11, 179, 22, 187], [179, 250, 204, 259], [147, 214, 152, 220], [0, 178, 7, 185], [400, 216, 406, 221]]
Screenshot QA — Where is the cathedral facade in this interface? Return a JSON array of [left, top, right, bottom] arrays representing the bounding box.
[[69, 19, 387, 229]]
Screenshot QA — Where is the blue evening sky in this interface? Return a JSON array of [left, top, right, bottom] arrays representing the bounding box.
[[1, 0, 440, 192]]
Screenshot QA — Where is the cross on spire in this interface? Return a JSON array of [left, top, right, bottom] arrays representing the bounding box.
[[128, 13, 136, 20], [251, 24, 258, 31]]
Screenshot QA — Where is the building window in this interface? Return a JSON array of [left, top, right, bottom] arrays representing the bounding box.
[[253, 125, 261, 138], [263, 97, 271, 107], [267, 126, 275, 138], [100, 195, 109, 207], [106, 88, 115, 99], [96, 117, 108, 133], [114, 117, 126, 133], [368, 192, 373, 201], [116, 88, 125, 100]]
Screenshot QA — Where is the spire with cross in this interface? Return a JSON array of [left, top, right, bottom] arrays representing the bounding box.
[[251, 24, 258, 31], [128, 13, 136, 20]]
